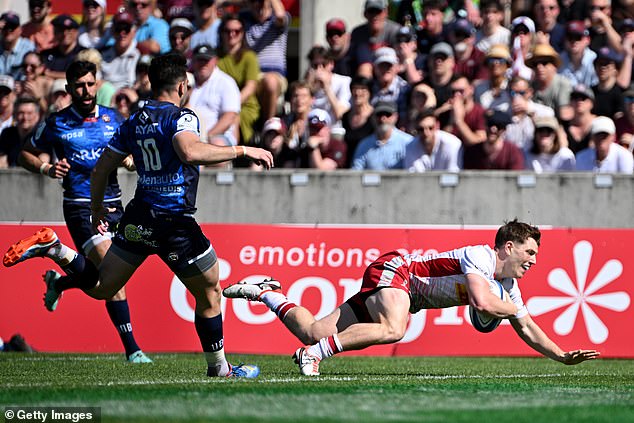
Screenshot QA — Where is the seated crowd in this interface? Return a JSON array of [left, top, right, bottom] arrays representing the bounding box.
[[0, 0, 633, 173]]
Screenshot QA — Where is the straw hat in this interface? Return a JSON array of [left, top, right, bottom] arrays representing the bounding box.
[[526, 43, 561, 68]]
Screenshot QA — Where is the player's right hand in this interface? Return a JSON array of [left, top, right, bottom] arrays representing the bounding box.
[[245, 146, 275, 170], [48, 158, 71, 179], [91, 206, 117, 235]]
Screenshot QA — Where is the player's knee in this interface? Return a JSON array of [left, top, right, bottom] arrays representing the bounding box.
[[382, 323, 406, 344]]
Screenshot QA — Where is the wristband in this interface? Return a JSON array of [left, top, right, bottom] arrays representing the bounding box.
[[241, 145, 247, 157], [39, 162, 50, 175]]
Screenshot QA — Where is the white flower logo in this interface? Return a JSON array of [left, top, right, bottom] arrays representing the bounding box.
[[526, 240, 630, 344]]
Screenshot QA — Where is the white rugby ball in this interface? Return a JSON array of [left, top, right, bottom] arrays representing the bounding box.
[[469, 280, 505, 333]]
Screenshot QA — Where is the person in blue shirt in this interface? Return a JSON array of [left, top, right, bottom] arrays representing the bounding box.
[[128, 0, 171, 55], [16, 60, 152, 364], [4, 53, 274, 377]]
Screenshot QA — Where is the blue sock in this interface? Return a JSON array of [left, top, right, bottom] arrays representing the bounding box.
[[54, 256, 99, 293], [105, 300, 140, 358], [194, 314, 229, 376]]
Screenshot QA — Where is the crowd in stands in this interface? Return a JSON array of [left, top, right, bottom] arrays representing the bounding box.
[[0, 0, 633, 173]]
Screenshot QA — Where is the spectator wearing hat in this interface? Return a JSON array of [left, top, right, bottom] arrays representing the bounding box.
[[559, 21, 598, 88], [351, 100, 413, 170], [525, 115, 576, 172], [191, 0, 221, 50], [565, 84, 597, 154], [0, 76, 16, 133], [189, 44, 241, 147], [444, 74, 486, 147], [588, 0, 623, 55], [415, 0, 450, 56], [591, 47, 626, 119], [449, 18, 487, 83], [127, 0, 171, 55], [324, 19, 353, 77], [463, 110, 525, 170], [474, 44, 512, 113], [475, 0, 510, 54], [21, 0, 55, 52], [371, 47, 409, 120], [159, 0, 195, 23], [349, 0, 402, 79], [101, 11, 141, 91], [168, 18, 194, 61], [423, 42, 456, 125], [78, 0, 108, 49], [532, 0, 566, 53], [394, 26, 424, 84], [256, 117, 297, 169], [527, 43, 573, 122], [576, 116, 634, 173], [404, 108, 462, 172], [41, 15, 82, 81], [509, 16, 536, 81], [0, 97, 46, 168], [0, 12, 36, 79], [614, 85, 634, 151], [46, 78, 71, 115], [217, 14, 261, 145], [240, 0, 291, 121], [342, 76, 375, 167], [300, 108, 347, 170]]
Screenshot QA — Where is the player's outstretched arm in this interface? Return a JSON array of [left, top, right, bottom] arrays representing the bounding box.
[[465, 274, 517, 318], [510, 315, 600, 365], [174, 132, 274, 169]]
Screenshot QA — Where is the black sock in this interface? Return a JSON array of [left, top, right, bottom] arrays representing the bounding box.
[[105, 300, 140, 358], [55, 257, 99, 293], [194, 314, 229, 376]]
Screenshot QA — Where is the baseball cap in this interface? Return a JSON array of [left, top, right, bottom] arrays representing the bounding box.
[[51, 14, 79, 30], [170, 18, 195, 35], [571, 84, 595, 101], [396, 26, 416, 43], [373, 101, 397, 115], [533, 115, 559, 131], [325, 18, 346, 35], [308, 108, 332, 131], [595, 47, 623, 64], [0, 12, 20, 28], [373, 46, 398, 65], [193, 44, 216, 59], [262, 117, 285, 135], [50, 79, 67, 95], [566, 21, 589, 36], [112, 10, 135, 26], [0, 75, 15, 91], [429, 42, 454, 58], [486, 110, 512, 128], [511, 16, 535, 34], [591, 116, 615, 135], [451, 18, 475, 37], [365, 0, 388, 11]]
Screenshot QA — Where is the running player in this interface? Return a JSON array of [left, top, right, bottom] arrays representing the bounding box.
[[223, 219, 600, 375], [17, 60, 151, 363], [4, 53, 274, 377]]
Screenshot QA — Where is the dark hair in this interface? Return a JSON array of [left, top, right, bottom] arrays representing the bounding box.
[[480, 0, 503, 11], [148, 53, 187, 95], [307, 45, 334, 63], [495, 219, 541, 249], [66, 60, 97, 83], [217, 14, 249, 61], [14, 96, 41, 115], [350, 75, 373, 91], [415, 108, 437, 123], [423, 0, 447, 12]]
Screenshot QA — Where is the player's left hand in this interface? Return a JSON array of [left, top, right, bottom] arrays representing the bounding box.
[[244, 146, 275, 170], [91, 206, 117, 235], [122, 155, 136, 171], [561, 349, 601, 365]]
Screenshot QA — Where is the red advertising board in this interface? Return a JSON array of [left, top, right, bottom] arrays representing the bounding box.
[[0, 224, 631, 357]]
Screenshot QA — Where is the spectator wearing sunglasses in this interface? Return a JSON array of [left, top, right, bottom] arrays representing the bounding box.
[[101, 10, 141, 91], [527, 43, 573, 122], [21, 0, 55, 52], [78, 0, 109, 49], [591, 47, 628, 119], [127, 0, 170, 55], [324, 19, 353, 77], [559, 21, 598, 89], [41, 15, 82, 81], [474, 44, 512, 114], [0, 12, 36, 79]]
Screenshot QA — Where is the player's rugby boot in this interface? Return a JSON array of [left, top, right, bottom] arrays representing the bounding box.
[[3, 227, 60, 267], [43, 270, 62, 312], [222, 277, 281, 301], [227, 363, 260, 378], [128, 350, 153, 363], [293, 347, 321, 376]]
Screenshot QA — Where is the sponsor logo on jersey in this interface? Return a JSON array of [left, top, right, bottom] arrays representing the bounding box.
[[136, 123, 159, 135], [71, 147, 106, 161], [102, 114, 110, 122], [61, 130, 85, 140], [123, 224, 158, 247]]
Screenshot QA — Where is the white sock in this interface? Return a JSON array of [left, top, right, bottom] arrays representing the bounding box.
[[46, 243, 77, 266], [205, 348, 230, 376]]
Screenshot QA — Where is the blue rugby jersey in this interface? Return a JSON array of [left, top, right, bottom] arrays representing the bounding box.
[[107, 100, 201, 215], [31, 105, 124, 202]]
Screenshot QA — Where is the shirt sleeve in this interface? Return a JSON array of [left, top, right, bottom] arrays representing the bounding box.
[[108, 120, 131, 155], [502, 279, 529, 319], [461, 245, 495, 280]]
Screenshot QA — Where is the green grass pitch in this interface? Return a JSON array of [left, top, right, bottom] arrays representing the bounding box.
[[1, 353, 633, 423]]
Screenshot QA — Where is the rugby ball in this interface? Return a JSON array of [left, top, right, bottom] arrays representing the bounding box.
[[469, 280, 505, 333]]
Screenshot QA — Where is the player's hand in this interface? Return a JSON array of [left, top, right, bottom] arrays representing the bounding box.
[[91, 206, 117, 235], [561, 349, 601, 365], [47, 158, 71, 179], [244, 146, 274, 169], [122, 155, 136, 171]]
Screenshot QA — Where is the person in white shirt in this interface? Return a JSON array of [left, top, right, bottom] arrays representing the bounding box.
[[576, 116, 634, 173], [525, 115, 575, 172], [403, 109, 462, 172]]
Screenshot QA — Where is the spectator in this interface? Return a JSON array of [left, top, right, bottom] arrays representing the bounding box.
[[305, 46, 351, 127], [533, 0, 566, 53], [449, 18, 487, 83], [416, 0, 449, 56], [217, 14, 261, 145], [576, 116, 634, 172], [128, 0, 171, 55], [475, 0, 510, 53], [300, 108, 347, 170], [423, 42, 456, 126], [158, 0, 195, 22], [14, 51, 51, 112], [101, 10, 141, 91], [351, 101, 413, 170], [509, 16, 536, 80], [0, 76, 16, 133], [403, 81, 437, 134], [592, 47, 626, 118], [21, 0, 55, 52], [189, 44, 241, 146], [614, 85, 634, 151], [349, 0, 401, 79], [394, 26, 424, 84], [371, 47, 409, 119], [325, 18, 353, 77], [445, 74, 486, 147], [463, 110, 525, 170], [342, 76, 375, 167], [78, 0, 108, 49], [506, 75, 556, 152], [75, 48, 116, 108], [588, 0, 623, 54], [255, 117, 297, 169], [47, 78, 71, 115], [168, 18, 194, 59], [565, 84, 597, 154], [41, 15, 82, 81], [525, 115, 575, 172], [559, 21, 598, 88], [241, 0, 290, 121], [190, 0, 221, 50], [527, 43, 573, 121], [474, 44, 512, 114], [0, 97, 45, 168], [282, 80, 314, 153], [0, 12, 36, 79], [403, 108, 462, 172]]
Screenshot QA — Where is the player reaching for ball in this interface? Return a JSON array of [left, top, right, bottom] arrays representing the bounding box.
[[223, 219, 600, 376]]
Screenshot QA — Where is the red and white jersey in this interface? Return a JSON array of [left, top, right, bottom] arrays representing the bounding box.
[[384, 245, 528, 318]]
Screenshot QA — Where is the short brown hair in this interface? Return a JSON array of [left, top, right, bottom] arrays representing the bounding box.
[[495, 219, 541, 248]]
